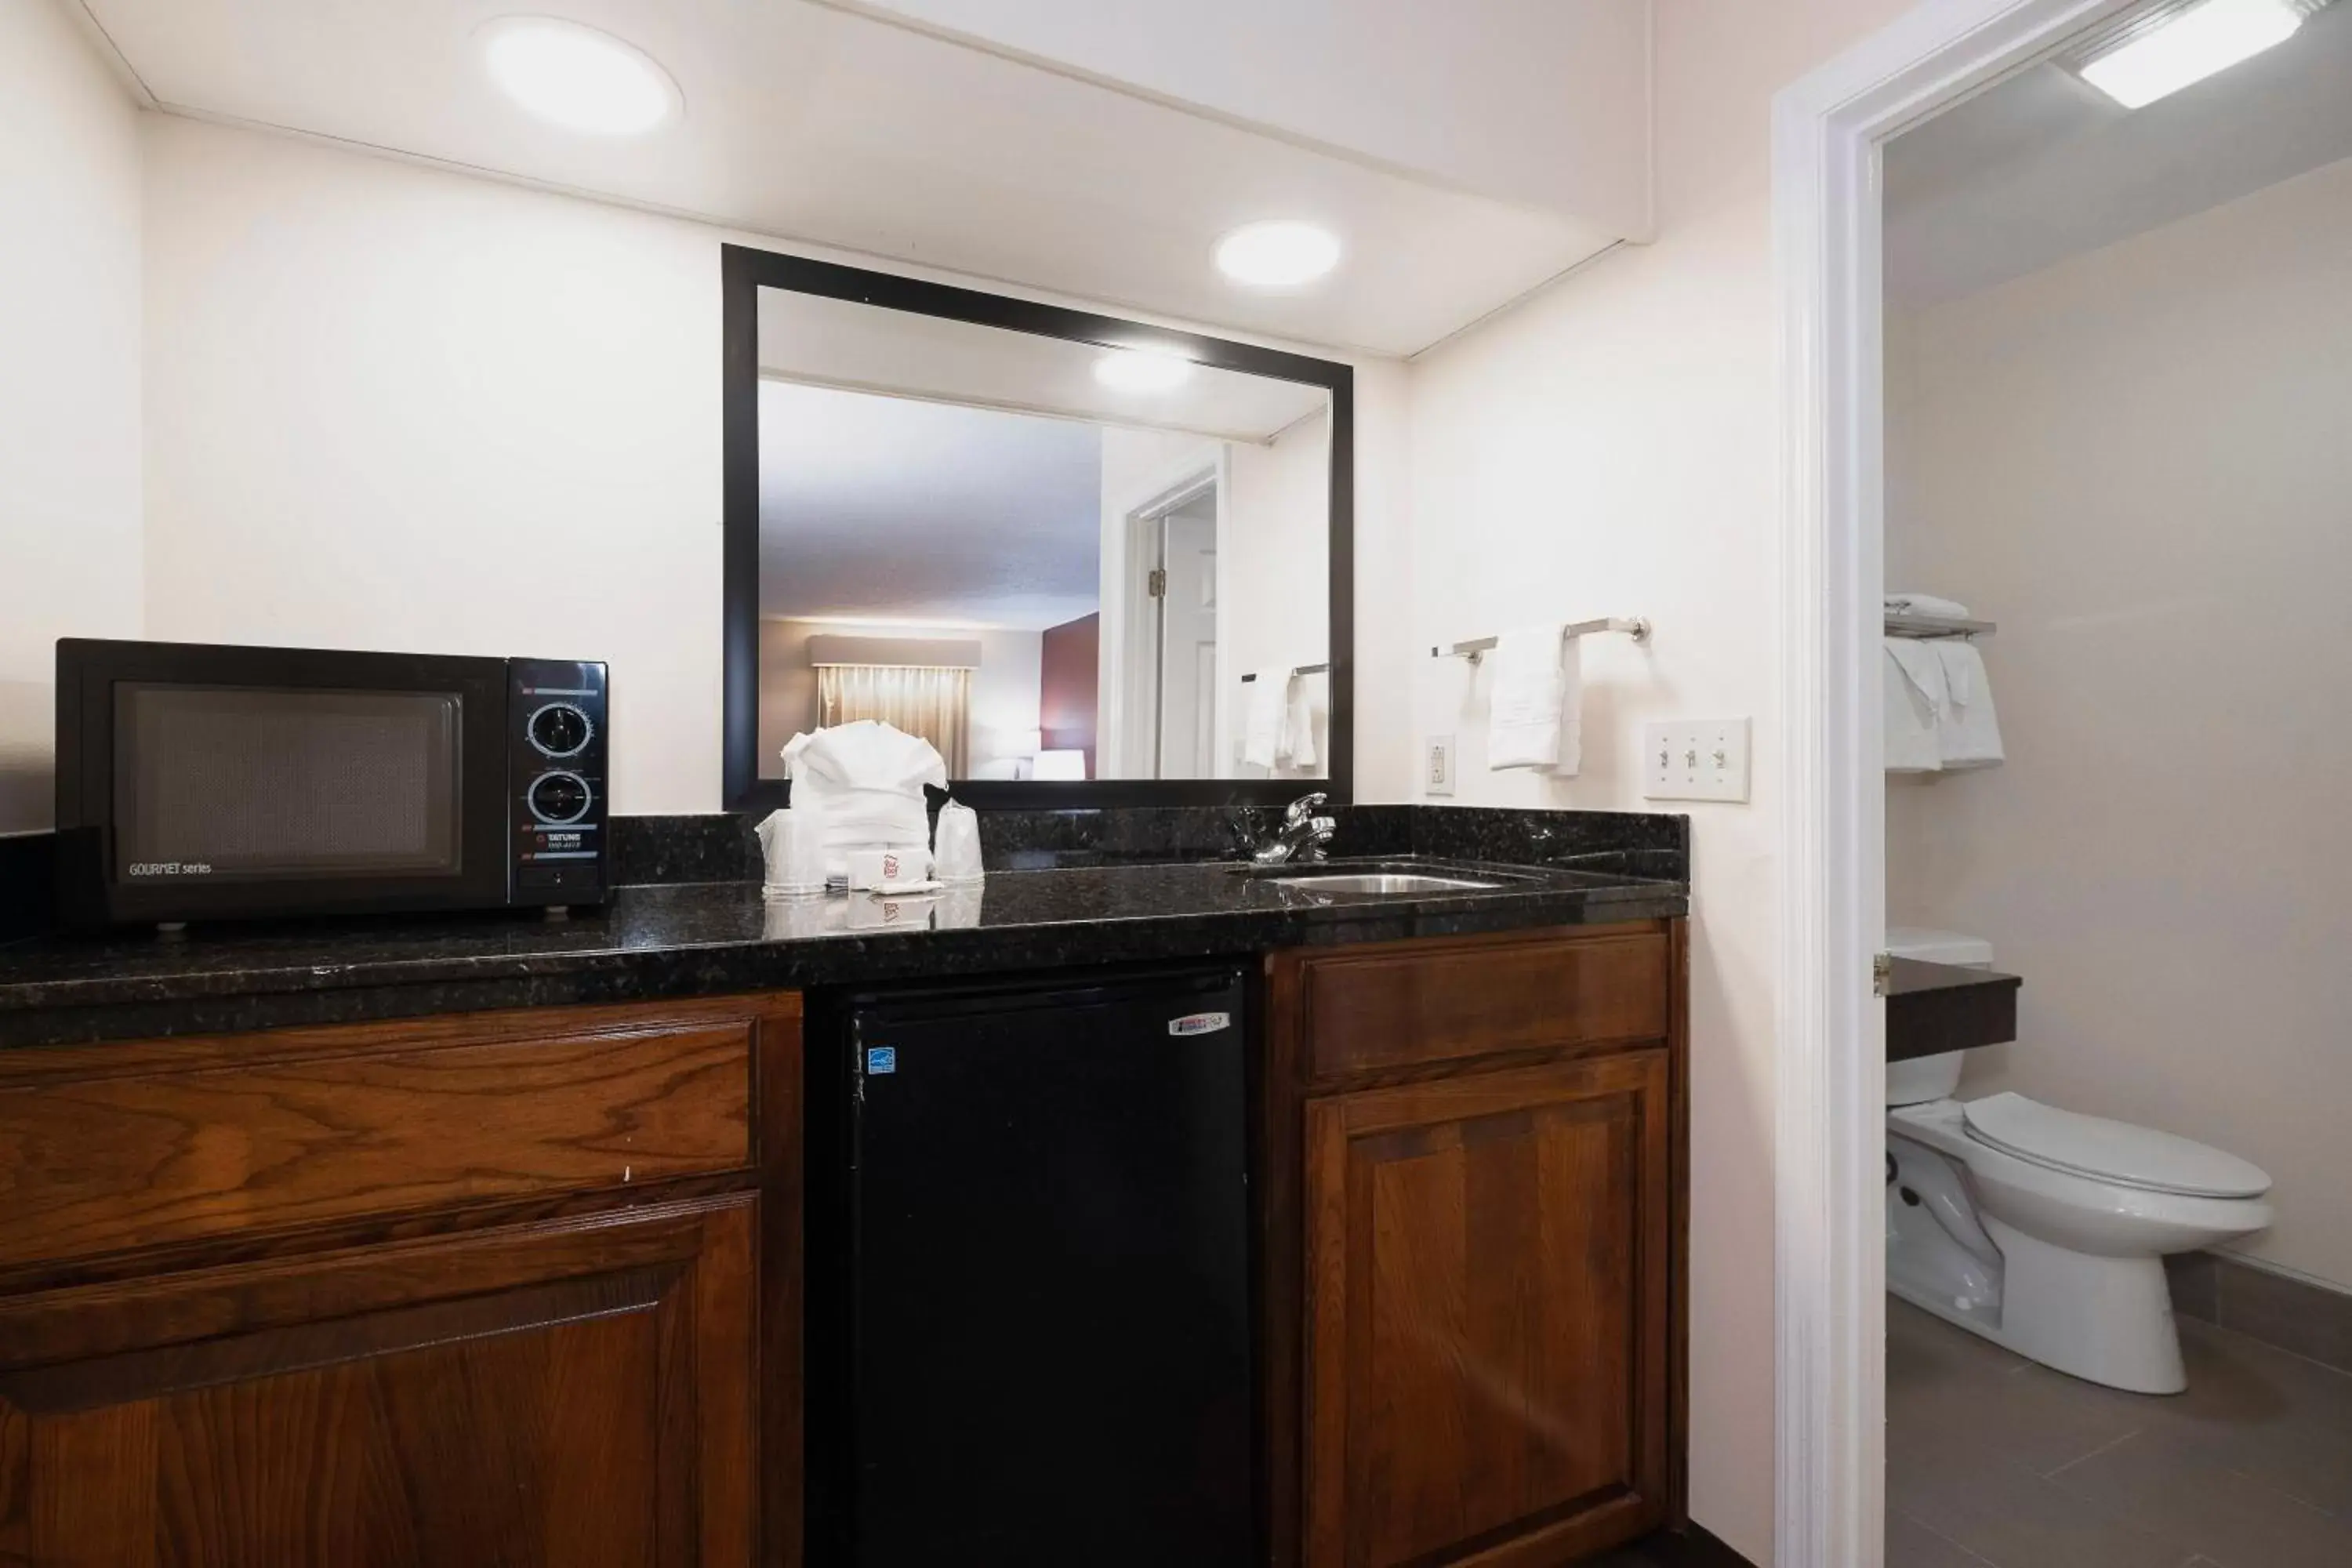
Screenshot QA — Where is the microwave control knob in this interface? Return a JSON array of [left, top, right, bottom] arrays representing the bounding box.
[[528, 702, 593, 758], [528, 771, 592, 826]]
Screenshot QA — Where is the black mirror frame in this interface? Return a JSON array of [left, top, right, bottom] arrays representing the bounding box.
[[721, 243, 1354, 811]]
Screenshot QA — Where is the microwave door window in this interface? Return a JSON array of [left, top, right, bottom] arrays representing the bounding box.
[[114, 685, 464, 883]]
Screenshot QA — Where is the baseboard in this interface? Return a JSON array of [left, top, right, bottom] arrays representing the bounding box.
[[1617, 1522, 1759, 1567], [2169, 1249, 2352, 1375]]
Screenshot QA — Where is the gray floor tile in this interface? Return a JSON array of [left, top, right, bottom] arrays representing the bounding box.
[[1892, 1442, 2190, 1568], [1889, 1301, 2352, 1568], [2049, 1425, 2352, 1568], [1887, 1510, 2000, 1567]]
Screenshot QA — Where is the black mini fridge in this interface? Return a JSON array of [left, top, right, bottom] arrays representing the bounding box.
[[814, 964, 1257, 1568]]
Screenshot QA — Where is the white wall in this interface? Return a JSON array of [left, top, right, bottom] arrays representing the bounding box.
[[142, 116, 724, 815], [1224, 409, 1332, 778], [1886, 153, 2352, 1292], [757, 618, 1042, 776], [0, 0, 144, 832], [1379, 1, 1911, 1557]]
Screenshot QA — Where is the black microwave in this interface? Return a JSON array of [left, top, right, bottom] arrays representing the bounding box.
[[54, 640, 609, 931]]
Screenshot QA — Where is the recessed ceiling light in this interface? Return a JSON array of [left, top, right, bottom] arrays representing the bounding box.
[[1093, 350, 1196, 394], [1214, 220, 1342, 287], [2074, 0, 2314, 108], [480, 16, 681, 136]]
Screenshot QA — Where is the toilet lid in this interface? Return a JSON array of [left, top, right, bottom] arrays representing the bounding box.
[[1961, 1093, 2271, 1199]]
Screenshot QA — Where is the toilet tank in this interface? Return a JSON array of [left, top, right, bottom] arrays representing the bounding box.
[[1886, 927, 1993, 1105]]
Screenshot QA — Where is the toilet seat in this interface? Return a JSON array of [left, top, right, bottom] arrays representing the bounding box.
[[1961, 1092, 2270, 1200]]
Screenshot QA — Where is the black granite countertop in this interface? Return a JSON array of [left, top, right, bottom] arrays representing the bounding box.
[[0, 855, 1686, 1051]]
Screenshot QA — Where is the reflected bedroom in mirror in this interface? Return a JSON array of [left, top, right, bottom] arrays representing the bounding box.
[[722, 249, 1352, 808]]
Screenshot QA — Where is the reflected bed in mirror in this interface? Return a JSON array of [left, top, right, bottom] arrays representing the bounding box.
[[722, 246, 1352, 808]]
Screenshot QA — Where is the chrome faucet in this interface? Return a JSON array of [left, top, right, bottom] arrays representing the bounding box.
[[1253, 793, 1337, 865]]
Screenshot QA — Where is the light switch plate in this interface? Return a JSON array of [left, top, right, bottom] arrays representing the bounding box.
[[1424, 734, 1457, 796], [1643, 719, 1751, 802]]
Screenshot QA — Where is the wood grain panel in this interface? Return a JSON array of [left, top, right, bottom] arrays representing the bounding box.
[[1287, 926, 1669, 1080], [1303, 1050, 1671, 1568], [0, 1195, 755, 1568], [0, 1000, 770, 1269]]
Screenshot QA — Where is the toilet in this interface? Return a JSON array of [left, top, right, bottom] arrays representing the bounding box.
[[1885, 928, 2272, 1394]]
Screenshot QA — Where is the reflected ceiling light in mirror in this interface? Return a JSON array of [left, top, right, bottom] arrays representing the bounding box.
[[480, 16, 681, 135], [1214, 220, 1342, 287], [2074, 0, 2313, 107], [1092, 348, 1196, 394]]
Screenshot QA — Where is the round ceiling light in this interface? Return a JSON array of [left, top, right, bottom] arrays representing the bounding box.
[[1214, 220, 1342, 287], [480, 16, 681, 136], [1092, 349, 1196, 394]]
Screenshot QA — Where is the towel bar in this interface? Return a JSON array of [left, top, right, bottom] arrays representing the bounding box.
[[1431, 618, 1651, 664], [1240, 662, 1331, 684], [1885, 614, 1995, 639]]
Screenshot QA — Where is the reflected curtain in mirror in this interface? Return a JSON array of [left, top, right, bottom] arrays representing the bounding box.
[[817, 665, 971, 776]]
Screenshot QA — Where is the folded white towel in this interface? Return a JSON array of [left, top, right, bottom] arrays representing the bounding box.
[[1883, 640, 1947, 774], [1931, 641, 2004, 768], [1886, 592, 1972, 619], [1278, 672, 1319, 770], [1487, 626, 1581, 774], [780, 721, 946, 872], [1243, 673, 1286, 769]]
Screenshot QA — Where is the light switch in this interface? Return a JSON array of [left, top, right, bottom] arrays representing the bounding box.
[[1642, 719, 1751, 803], [1424, 734, 1456, 797]]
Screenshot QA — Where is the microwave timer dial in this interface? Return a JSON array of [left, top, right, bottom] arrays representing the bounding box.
[[527, 770, 593, 826], [527, 701, 594, 758]]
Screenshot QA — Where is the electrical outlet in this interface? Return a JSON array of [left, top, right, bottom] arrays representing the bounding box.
[[1642, 719, 1751, 803], [1424, 734, 1456, 796]]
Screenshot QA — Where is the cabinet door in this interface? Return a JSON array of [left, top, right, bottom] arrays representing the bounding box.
[[0, 1195, 756, 1568], [1303, 1051, 1670, 1568]]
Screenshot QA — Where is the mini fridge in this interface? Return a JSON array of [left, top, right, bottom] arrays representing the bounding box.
[[811, 964, 1258, 1568]]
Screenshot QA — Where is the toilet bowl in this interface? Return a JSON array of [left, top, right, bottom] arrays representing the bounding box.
[[1884, 930, 2272, 1394]]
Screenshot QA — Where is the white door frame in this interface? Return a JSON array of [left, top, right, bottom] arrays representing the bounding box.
[[1771, 2, 2137, 1563], [1105, 457, 1224, 778]]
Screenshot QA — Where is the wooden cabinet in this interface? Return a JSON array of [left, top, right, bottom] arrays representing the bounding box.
[[0, 1197, 755, 1568], [0, 993, 800, 1568], [1269, 924, 1686, 1568]]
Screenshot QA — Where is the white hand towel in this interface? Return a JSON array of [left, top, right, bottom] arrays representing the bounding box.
[[1930, 641, 2004, 768], [1886, 593, 1972, 619], [1277, 672, 1319, 770], [1487, 626, 1581, 774], [1243, 673, 1285, 769], [1883, 640, 1947, 774]]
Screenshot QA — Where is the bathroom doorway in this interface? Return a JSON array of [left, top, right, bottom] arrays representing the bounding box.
[[1778, 0, 2352, 1563], [1152, 490, 1219, 778]]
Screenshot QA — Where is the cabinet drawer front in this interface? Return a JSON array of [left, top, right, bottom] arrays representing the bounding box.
[[0, 1000, 772, 1269], [1293, 927, 1668, 1079]]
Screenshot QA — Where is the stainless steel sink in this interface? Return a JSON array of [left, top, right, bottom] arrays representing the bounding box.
[[1262, 872, 1508, 895]]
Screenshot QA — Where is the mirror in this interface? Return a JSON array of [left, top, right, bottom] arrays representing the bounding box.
[[722, 248, 1352, 808]]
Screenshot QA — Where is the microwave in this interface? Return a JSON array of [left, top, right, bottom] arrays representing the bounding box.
[[54, 640, 609, 930]]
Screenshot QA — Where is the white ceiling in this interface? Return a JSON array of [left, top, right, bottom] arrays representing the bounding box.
[[840, 0, 1653, 234], [759, 381, 1101, 629], [82, 0, 1634, 355], [759, 288, 1329, 445], [1886, 0, 2352, 307]]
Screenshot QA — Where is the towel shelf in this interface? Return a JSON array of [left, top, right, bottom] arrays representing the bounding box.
[[1432, 618, 1650, 664], [1886, 614, 1995, 640], [1240, 662, 1330, 684]]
